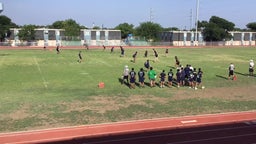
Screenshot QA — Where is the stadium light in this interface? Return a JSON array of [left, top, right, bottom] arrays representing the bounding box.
[[0, 2, 3, 14]]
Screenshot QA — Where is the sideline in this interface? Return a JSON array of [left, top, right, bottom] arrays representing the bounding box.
[[33, 57, 48, 88]]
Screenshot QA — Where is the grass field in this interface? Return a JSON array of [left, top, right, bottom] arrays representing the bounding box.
[[0, 47, 256, 132]]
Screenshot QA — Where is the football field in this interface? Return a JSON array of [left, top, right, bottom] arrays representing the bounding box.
[[0, 47, 256, 132]]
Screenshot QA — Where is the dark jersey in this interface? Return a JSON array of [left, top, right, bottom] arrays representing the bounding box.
[[129, 71, 136, 83], [168, 71, 174, 81], [160, 72, 166, 82]]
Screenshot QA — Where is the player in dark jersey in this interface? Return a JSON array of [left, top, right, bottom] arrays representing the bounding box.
[[196, 68, 203, 90], [56, 45, 60, 54], [129, 68, 136, 89], [153, 49, 159, 62], [175, 56, 180, 67], [103, 45, 106, 51], [110, 46, 114, 53], [168, 69, 174, 87], [159, 70, 166, 88], [138, 68, 145, 88], [144, 59, 150, 71], [165, 48, 169, 57], [176, 69, 181, 88], [120, 46, 125, 57], [132, 51, 138, 63], [144, 50, 148, 58], [78, 51, 82, 63], [192, 68, 198, 89]]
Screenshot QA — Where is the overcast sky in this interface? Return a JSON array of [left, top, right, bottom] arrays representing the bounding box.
[[0, 0, 255, 29]]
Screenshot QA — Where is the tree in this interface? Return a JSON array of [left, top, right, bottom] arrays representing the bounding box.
[[163, 27, 179, 31], [209, 16, 235, 31], [18, 25, 36, 41], [114, 23, 134, 39], [202, 16, 234, 41], [135, 22, 163, 41], [50, 19, 81, 37], [0, 15, 17, 41], [246, 22, 256, 31]]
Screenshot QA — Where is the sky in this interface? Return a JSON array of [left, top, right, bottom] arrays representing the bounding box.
[[0, 0, 255, 29]]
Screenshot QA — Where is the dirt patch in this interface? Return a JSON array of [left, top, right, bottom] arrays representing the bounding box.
[[62, 95, 168, 114], [173, 85, 256, 101]]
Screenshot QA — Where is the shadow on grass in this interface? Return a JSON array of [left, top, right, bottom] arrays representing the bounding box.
[[216, 75, 228, 80], [234, 71, 248, 77], [118, 78, 130, 88]]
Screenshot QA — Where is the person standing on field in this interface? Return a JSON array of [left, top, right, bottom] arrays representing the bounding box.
[[168, 69, 174, 87], [148, 67, 157, 87], [249, 60, 254, 76], [122, 65, 129, 85], [159, 70, 166, 88], [138, 68, 145, 88], [78, 51, 82, 63], [228, 63, 235, 80], [129, 68, 136, 89]]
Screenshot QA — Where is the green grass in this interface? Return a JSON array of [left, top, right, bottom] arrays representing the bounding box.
[[0, 47, 256, 132]]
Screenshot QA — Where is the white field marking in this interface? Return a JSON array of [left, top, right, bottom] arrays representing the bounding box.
[[181, 120, 197, 124], [33, 57, 48, 88], [94, 59, 112, 67], [80, 72, 89, 75]]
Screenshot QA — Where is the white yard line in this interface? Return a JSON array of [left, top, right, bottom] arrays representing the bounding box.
[[33, 57, 48, 88]]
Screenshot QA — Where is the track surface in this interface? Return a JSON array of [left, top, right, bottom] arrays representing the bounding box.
[[0, 111, 255, 144]]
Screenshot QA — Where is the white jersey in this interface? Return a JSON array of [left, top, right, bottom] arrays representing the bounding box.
[[229, 64, 235, 71], [249, 61, 254, 68]]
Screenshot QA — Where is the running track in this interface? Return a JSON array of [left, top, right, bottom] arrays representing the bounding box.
[[0, 111, 255, 144]]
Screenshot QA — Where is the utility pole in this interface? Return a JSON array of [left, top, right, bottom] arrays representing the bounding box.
[[149, 8, 154, 23], [0, 2, 4, 14], [195, 0, 199, 46]]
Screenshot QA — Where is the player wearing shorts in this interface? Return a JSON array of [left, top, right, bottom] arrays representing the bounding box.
[[144, 59, 150, 71], [144, 50, 148, 58], [175, 56, 180, 67], [168, 69, 174, 87], [122, 65, 129, 85], [78, 51, 82, 63], [228, 63, 235, 80], [176, 69, 181, 88], [56, 45, 60, 54], [159, 70, 166, 88], [132, 51, 138, 63], [148, 67, 157, 87], [196, 68, 203, 89], [153, 49, 159, 62], [129, 68, 136, 89], [138, 68, 145, 88], [249, 60, 254, 76]]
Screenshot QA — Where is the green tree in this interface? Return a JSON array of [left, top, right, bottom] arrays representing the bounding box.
[[163, 27, 179, 31], [0, 15, 17, 41], [202, 16, 234, 41], [18, 25, 36, 41], [135, 22, 163, 41], [50, 19, 81, 37], [246, 22, 256, 31], [114, 23, 134, 39], [209, 16, 235, 31]]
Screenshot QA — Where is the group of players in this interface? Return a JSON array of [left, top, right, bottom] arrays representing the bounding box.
[[122, 49, 204, 90]]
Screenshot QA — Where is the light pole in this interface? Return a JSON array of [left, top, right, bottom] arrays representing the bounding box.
[[0, 2, 3, 14], [195, 0, 199, 46]]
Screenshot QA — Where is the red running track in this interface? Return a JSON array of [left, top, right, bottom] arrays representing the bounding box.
[[0, 111, 255, 144]]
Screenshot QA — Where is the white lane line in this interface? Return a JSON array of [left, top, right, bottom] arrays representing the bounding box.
[[181, 120, 197, 124], [33, 57, 48, 88]]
